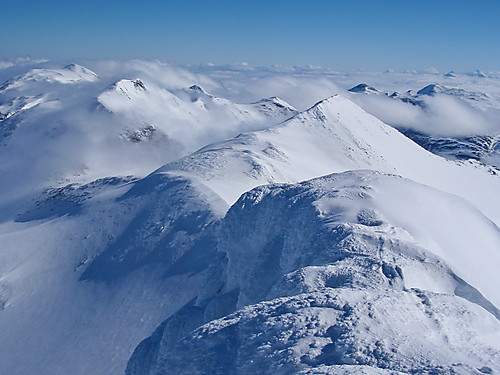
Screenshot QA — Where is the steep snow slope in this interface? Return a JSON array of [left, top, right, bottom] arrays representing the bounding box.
[[128, 171, 500, 374]]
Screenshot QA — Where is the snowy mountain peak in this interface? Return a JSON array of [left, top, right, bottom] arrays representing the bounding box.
[[62, 63, 99, 78], [348, 83, 379, 94], [252, 96, 297, 112], [100, 79, 151, 102], [272, 94, 342, 126], [188, 84, 207, 94], [416, 83, 445, 96], [268, 96, 288, 105], [187, 84, 215, 102], [307, 94, 353, 115], [444, 70, 457, 78], [0, 63, 99, 91], [471, 69, 488, 78], [111, 79, 147, 92], [132, 79, 146, 90]]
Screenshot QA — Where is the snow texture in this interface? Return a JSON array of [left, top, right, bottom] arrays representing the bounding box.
[[128, 171, 500, 375]]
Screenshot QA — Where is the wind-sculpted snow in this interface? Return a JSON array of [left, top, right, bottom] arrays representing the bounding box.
[[147, 290, 499, 375], [128, 171, 500, 374]]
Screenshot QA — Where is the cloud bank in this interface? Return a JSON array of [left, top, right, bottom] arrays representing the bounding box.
[[350, 92, 500, 137]]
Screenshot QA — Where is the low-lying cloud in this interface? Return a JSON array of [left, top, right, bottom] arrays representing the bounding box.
[[350, 92, 500, 137]]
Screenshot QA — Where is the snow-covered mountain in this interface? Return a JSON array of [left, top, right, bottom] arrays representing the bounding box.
[[0, 62, 297, 206], [348, 83, 379, 94], [0, 63, 99, 90], [1, 61, 500, 375], [121, 94, 500, 374], [346, 79, 500, 167], [127, 171, 500, 374], [347, 81, 496, 110]]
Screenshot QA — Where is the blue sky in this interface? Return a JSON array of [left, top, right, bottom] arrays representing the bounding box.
[[2, 0, 499, 71]]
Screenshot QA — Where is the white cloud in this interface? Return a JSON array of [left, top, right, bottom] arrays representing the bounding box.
[[350, 92, 500, 137]]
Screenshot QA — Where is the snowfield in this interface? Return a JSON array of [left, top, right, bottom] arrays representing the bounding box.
[[0, 60, 500, 374]]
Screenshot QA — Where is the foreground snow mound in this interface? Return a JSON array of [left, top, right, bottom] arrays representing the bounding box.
[[127, 171, 500, 374], [149, 289, 499, 375], [221, 171, 500, 310]]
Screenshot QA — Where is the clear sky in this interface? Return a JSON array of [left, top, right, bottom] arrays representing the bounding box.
[[2, 0, 499, 71]]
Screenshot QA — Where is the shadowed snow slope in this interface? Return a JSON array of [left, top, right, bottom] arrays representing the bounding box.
[[0, 175, 227, 375], [127, 171, 500, 375]]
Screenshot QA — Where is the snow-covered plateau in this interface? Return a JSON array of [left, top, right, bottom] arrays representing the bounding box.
[[1, 60, 500, 374]]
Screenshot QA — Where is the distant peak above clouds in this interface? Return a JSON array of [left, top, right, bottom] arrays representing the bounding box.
[[471, 69, 488, 78], [416, 84, 444, 96], [0, 63, 98, 91], [188, 84, 207, 94], [348, 83, 380, 94], [63, 63, 98, 76]]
